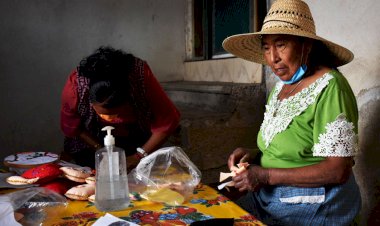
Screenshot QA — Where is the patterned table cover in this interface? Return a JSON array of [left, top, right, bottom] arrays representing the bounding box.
[[43, 184, 265, 226]]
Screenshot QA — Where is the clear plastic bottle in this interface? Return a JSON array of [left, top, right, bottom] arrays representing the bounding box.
[[95, 126, 130, 211]]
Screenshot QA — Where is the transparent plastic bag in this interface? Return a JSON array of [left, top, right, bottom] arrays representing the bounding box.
[[1, 187, 68, 226], [128, 146, 201, 205]]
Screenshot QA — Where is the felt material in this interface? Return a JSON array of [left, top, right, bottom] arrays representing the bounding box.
[[85, 176, 95, 184], [65, 183, 96, 200], [41, 178, 75, 195], [144, 187, 185, 206], [60, 167, 91, 183], [218, 162, 249, 190], [21, 163, 62, 184], [88, 194, 95, 203], [6, 176, 39, 185]]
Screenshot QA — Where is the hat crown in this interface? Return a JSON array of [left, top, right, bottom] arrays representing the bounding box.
[[222, 0, 353, 67], [262, 0, 315, 35]]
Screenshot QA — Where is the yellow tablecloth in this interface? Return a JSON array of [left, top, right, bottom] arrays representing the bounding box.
[[42, 184, 264, 226]]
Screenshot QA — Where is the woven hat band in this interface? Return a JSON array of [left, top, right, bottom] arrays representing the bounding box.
[[262, 20, 316, 35], [263, 0, 315, 34]]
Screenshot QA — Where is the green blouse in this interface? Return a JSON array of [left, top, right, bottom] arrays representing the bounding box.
[[257, 70, 358, 169]]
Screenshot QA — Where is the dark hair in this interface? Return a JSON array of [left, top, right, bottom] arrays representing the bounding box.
[[77, 46, 135, 85], [79, 46, 135, 108], [89, 80, 129, 108], [307, 40, 337, 72]]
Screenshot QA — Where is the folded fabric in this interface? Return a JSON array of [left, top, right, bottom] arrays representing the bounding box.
[[21, 163, 62, 184], [85, 176, 95, 185], [60, 167, 92, 183], [6, 176, 39, 186], [65, 183, 95, 200], [41, 178, 75, 195]]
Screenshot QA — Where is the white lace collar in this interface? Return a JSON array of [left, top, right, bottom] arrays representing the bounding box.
[[260, 73, 333, 148]]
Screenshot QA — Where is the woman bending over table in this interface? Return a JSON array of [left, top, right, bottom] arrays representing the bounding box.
[[61, 46, 180, 169]]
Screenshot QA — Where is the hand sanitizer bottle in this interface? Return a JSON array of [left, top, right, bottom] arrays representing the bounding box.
[[95, 126, 130, 211]]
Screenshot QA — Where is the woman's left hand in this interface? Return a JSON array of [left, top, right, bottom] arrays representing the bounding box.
[[126, 154, 140, 172], [233, 165, 269, 192]]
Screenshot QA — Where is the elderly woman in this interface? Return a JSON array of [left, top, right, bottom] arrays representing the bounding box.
[[61, 46, 180, 169], [223, 0, 361, 225]]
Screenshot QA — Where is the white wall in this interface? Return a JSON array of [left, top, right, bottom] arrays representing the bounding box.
[[305, 0, 380, 95], [0, 0, 185, 166]]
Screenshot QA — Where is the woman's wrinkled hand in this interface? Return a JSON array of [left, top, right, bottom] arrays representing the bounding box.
[[232, 165, 269, 192], [228, 148, 251, 171]]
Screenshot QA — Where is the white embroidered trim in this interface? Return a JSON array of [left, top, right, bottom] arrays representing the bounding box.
[[279, 195, 325, 204], [261, 73, 333, 148], [313, 114, 358, 157]]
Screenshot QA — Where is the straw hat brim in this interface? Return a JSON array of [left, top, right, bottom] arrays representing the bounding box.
[[222, 30, 354, 67]]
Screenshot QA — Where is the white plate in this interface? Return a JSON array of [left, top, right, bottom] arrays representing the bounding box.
[[3, 152, 59, 168]]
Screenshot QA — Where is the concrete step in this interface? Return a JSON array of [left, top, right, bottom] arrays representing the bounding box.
[[162, 81, 266, 184]]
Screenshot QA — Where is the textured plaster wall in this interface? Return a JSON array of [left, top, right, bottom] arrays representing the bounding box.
[[356, 87, 380, 225], [306, 1, 380, 224], [184, 58, 263, 83], [0, 0, 185, 167]]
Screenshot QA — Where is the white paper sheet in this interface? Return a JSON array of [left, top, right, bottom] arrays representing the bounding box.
[[92, 213, 139, 226]]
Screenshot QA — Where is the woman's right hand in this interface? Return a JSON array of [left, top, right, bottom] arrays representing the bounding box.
[[228, 148, 251, 170], [233, 165, 269, 192]]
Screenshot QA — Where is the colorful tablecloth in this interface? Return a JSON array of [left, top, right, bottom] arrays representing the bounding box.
[[43, 184, 264, 226]]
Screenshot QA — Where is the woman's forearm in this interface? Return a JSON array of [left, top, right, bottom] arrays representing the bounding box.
[[79, 130, 102, 150], [141, 132, 169, 155], [267, 157, 353, 187]]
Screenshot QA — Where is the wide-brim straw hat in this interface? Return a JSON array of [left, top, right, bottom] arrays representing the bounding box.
[[222, 0, 353, 67]]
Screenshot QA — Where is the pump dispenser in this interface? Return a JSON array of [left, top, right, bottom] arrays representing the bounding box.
[[103, 126, 115, 146], [95, 126, 130, 211]]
